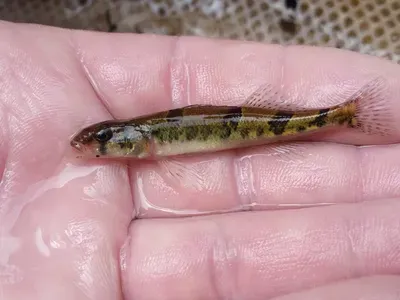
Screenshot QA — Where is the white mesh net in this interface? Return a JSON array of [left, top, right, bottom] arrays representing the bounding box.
[[1, 0, 399, 63]]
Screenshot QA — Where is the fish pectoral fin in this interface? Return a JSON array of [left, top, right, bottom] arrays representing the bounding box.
[[158, 158, 206, 190]]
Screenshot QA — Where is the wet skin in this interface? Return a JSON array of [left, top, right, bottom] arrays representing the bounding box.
[[1, 21, 400, 300]]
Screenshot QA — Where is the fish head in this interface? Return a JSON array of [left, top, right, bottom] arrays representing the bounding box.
[[70, 122, 150, 159]]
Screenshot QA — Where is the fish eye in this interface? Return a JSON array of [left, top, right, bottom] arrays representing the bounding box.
[[94, 128, 113, 142]]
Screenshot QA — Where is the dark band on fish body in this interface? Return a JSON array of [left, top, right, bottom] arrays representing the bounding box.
[[201, 124, 215, 141], [166, 108, 184, 123], [297, 125, 306, 132], [239, 127, 250, 139], [185, 126, 199, 141], [167, 128, 180, 143], [219, 124, 232, 139], [215, 106, 242, 140], [308, 108, 330, 127], [335, 113, 352, 125], [268, 111, 294, 135], [126, 141, 133, 149], [256, 126, 264, 137], [222, 106, 243, 117], [222, 106, 243, 131]]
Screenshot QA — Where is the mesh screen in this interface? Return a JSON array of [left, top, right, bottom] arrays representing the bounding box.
[[0, 0, 399, 63]]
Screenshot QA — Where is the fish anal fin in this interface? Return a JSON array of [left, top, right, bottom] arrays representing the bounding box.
[[250, 142, 309, 163]]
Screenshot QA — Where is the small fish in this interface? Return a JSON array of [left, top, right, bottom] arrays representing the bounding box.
[[70, 77, 392, 159]]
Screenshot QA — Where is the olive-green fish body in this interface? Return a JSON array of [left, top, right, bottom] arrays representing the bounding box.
[[69, 77, 391, 159], [145, 103, 355, 157]]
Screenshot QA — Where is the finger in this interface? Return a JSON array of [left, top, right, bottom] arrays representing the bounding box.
[[121, 199, 400, 300], [73, 32, 400, 145], [70, 31, 400, 217], [131, 141, 400, 217], [270, 275, 400, 300]]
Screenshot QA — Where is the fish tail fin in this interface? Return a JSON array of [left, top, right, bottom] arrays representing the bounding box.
[[346, 76, 394, 136]]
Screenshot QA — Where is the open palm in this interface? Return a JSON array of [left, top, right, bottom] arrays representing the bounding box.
[[1, 21, 400, 300]]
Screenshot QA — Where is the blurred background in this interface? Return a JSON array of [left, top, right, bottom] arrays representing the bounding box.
[[0, 0, 399, 64]]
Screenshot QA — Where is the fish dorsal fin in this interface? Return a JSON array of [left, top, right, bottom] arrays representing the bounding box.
[[242, 82, 285, 109]]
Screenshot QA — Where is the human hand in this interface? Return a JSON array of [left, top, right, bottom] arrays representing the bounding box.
[[1, 21, 400, 300]]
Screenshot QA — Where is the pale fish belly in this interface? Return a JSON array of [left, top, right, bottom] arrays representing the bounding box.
[[153, 138, 248, 156], [152, 134, 285, 157]]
